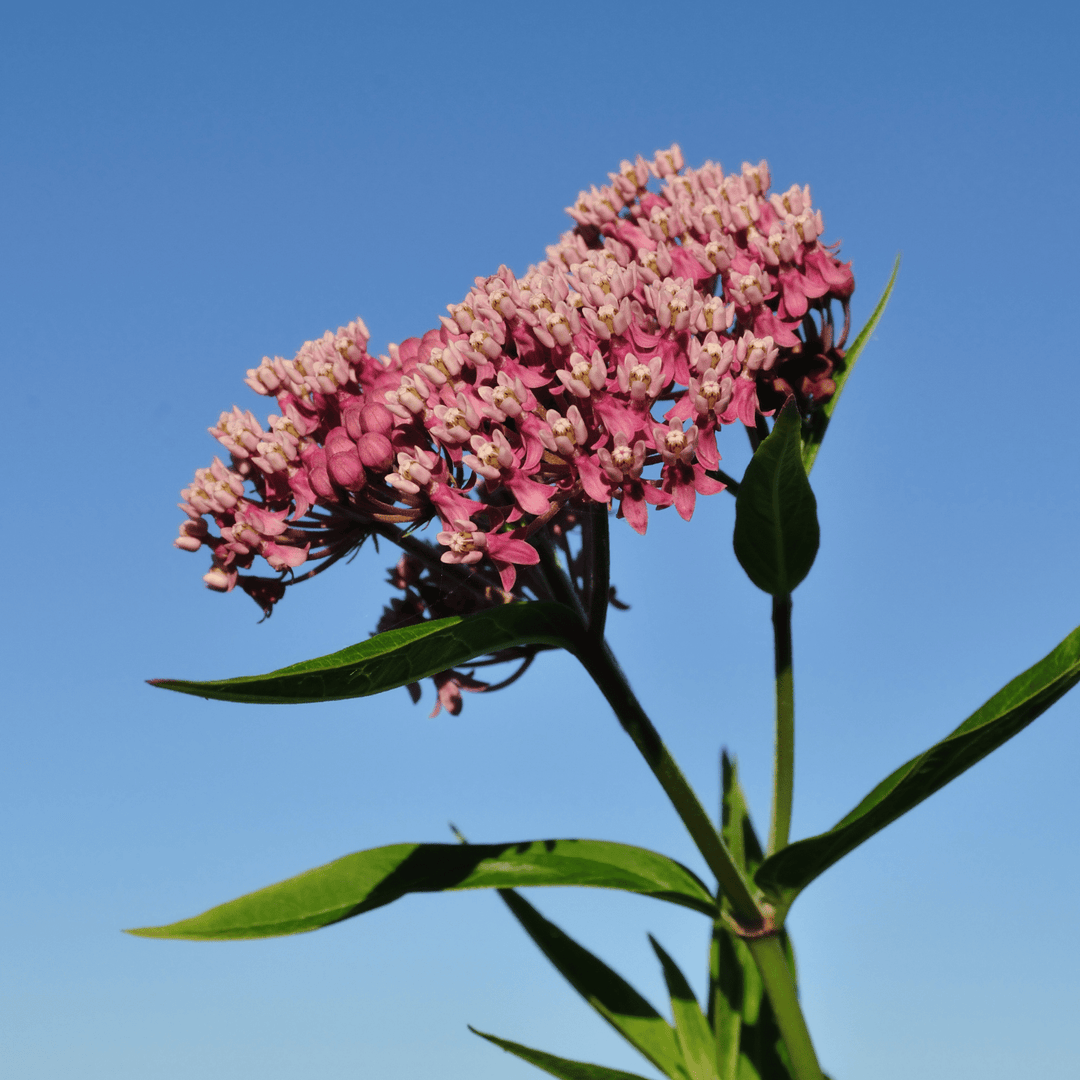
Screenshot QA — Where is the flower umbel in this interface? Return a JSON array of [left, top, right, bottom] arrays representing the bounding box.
[[175, 146, 854, 707]]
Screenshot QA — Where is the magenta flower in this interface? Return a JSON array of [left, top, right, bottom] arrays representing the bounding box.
[[174, 145, 854, 702]]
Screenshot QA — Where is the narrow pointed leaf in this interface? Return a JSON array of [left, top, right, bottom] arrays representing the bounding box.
[[500, 890, 687, 1079], [149, 601, 581, 704], [733, 402, 819, 596], [708, 923, 744, 1080], [650, 936, 718, 1080], [710, 753, 765, 1079], [470, 1027, 653, 1080], [803, 255, 900, 474], [756, 624, 1080, 906], [720, 752, 765, 880], [128, 838, 718, 940], [710, 757, 801, 1080]]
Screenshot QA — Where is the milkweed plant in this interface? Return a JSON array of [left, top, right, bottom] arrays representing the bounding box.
[[138, 145, 1080, 1080]]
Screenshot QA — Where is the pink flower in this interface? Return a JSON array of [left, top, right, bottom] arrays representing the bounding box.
[[176, 145, 853, 633]]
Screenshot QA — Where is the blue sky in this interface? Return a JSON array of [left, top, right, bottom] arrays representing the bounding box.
[[2, 2, 1079, 1077]]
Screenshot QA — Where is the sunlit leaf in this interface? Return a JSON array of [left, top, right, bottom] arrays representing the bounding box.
[[711, 754, 759, 1080], [148, 601, 582, 704], [733, 402, 819, 597], [651, 936, 718, 1080], [756, 623, 1080, 910], [470, 1028, 654, 1080], [128, 838, 718, 940]]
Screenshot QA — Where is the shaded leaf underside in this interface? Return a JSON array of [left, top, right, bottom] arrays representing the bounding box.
[[128, 838, 718, 940], [149, 601, 582, 704]]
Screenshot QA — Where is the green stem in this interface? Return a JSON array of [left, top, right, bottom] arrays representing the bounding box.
[[534, 532, 588, 623], [585, 505, 611, 639], [575, 637, 764, 930], [768, 593, 794, 857], [537, 540, 762, 926], [746, 936, 824, 1080]]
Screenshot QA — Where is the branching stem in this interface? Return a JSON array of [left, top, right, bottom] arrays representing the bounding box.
[[575, 636, 764, 930]]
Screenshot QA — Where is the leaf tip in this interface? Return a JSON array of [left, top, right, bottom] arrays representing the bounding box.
[[146, 678, 186, 693]]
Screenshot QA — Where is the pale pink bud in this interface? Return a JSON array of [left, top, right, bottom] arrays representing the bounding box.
[[652, 144, 685, 178], [741, 160, 771, 196], [203, 566, 236, 591], [771, 183, 811, 218]]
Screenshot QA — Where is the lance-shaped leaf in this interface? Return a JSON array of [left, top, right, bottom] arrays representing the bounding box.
[[470, 1028, 654, 1080], [499, 890, 688, 1079], [710, 753, 802, 1080], [755, 623, 1080, 908], [650, 936, 718, 1080], [710, 753, 762, 1080], [720, 752, 765, 882], [733, 402, 819, 596], [128, 838, 718, 940], [148, 601, 582, 704], [802, 255, 900, 474]]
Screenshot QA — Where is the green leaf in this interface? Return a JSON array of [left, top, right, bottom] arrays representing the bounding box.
[[499, 890, 688, 1079], [148, 601, 582, 704], [128, 838, 718, 940], [709, 756, 802, 1080], [803, 254, 900, 474], [755, 623, 1080, 909], [470, 1027, 654, 1080], [708, 924, 795, 1080], [733, 402, 820, 596], [709, 925, 745, 1080], [650, 936, 718, 1080], [710, 753, 762, 1080], [720, 752, 765, 882]]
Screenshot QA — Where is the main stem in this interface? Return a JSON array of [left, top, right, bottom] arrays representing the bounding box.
[[536, 529, 761, 926], [746, 936, 825, 1080], [544, 548, 826, 1077], [583, 635, 826, 1080], [768, 593, 794, 856], [575, 636, 763, 930]]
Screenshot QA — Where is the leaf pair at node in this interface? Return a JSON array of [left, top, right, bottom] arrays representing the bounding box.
[[471, 757, 806, 1080]]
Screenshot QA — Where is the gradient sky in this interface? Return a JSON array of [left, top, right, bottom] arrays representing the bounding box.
[[3, 2, 1079, 1078]]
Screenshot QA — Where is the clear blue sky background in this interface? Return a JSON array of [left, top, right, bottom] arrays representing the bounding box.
[[2, 2, 1078, 1078]]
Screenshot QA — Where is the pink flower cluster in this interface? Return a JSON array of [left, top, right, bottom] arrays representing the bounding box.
[[176, 145, 852, 617]]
